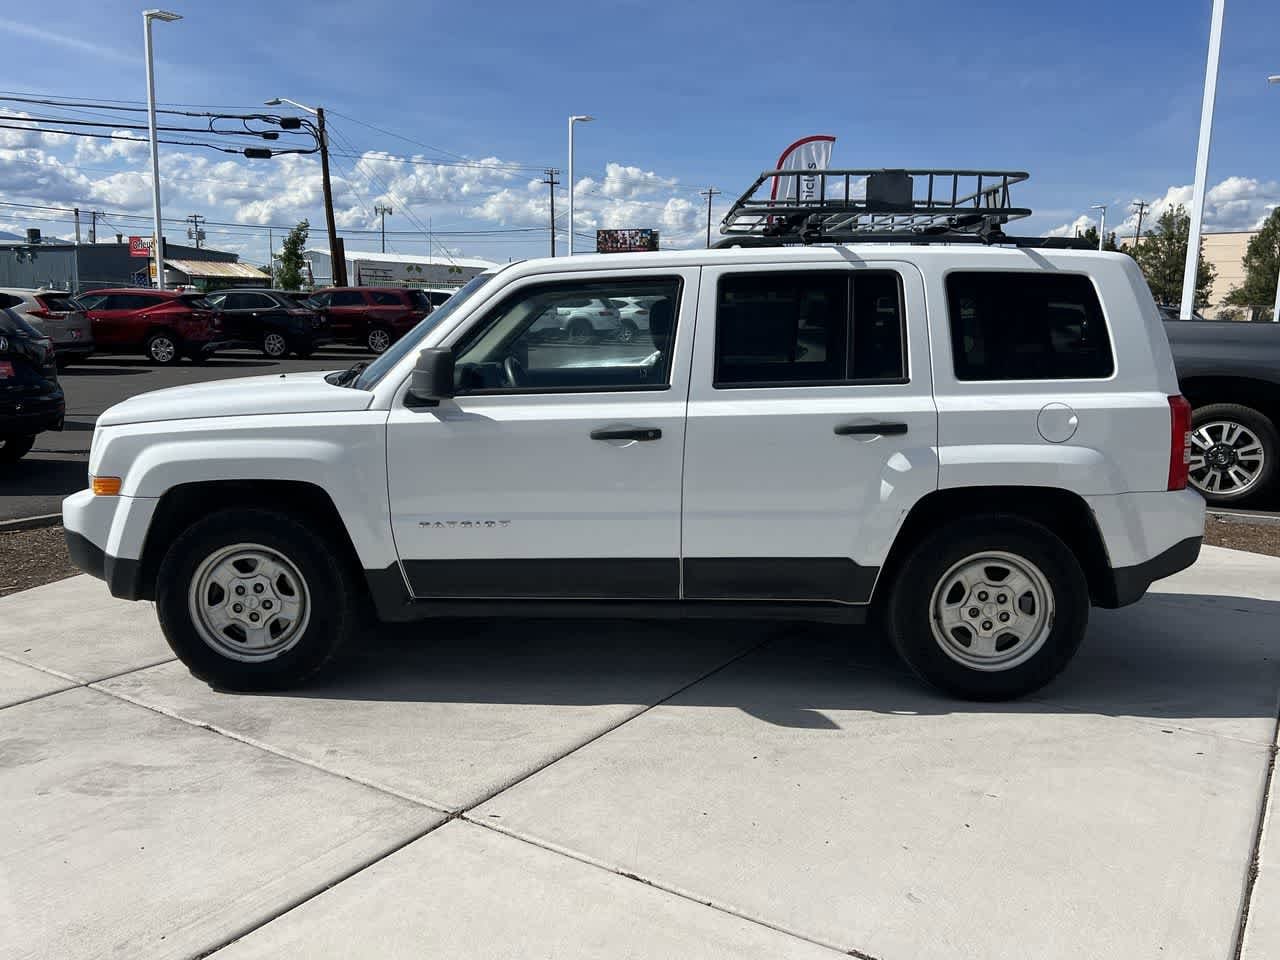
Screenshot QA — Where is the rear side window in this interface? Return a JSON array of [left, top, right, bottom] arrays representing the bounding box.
[[714, 270, 906, 388], [329, 290, 366, 307], [946, 272, 1114, 381], [369, 290, 403, 306]]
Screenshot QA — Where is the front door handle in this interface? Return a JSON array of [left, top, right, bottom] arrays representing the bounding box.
[[591, 427, 662, 442], [834, 422, 908, 437]]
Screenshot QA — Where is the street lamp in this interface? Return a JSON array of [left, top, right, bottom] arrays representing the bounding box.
[[264, 96, 347, 286], [143, 9, 181, 290], [1269, 75, 1280, 321], [1091, 203, 1107, 251], [1181, 0, 1225, 320], [567, 115, 594, 256]]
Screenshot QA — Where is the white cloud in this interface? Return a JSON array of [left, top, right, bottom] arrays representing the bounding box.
[[1045, 214, 1096, 238]]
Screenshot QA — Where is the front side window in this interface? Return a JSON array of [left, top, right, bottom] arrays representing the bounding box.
[[946, 272, 1114, 381], [714, 270, 906, 387], [452, 277, 681, 394]]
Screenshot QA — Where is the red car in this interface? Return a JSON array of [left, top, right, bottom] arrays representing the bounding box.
[[306, 287, 432, 353], [75, 289, 223, 365]]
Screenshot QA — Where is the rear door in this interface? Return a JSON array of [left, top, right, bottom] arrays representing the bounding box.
[[323, 289, 366, 341], [680, 261, 937, 603]]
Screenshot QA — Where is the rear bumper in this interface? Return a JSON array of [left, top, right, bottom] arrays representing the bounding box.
[[1104, 536, 1202, 608], [1088, 488, 1206, 608], [0, 396, 65, 435]]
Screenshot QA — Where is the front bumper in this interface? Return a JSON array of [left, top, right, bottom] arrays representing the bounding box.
[[65, 528, 144, 599], [62, 488, 158, 600]]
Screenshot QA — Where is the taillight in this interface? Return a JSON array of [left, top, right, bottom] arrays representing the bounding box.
[[29, 308, 53, 320], [1168, 395, 1192, 491]]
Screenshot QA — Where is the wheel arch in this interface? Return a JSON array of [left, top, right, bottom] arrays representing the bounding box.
[[1180, 376, 1280, 427], [872, 486, 1116, 609], [136, 479, 367, 602]]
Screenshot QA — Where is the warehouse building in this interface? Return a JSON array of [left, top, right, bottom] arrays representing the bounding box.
[[303, 248, 498, 289]]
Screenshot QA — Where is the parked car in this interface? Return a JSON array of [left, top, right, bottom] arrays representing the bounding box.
[[66, 240, 1203, 700], [0, 288, 94, 368], [307, 287, 431, 353], [75, 289, 223, 365], [204, 288, 331, 359], [0, 307, 64, 463], [1162, 315, 1280, 506]]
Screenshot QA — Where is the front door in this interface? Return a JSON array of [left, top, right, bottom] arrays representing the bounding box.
[[680, 261, 938, 604], [386, 267, 698, 599]]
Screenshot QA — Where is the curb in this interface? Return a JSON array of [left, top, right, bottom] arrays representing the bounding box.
[[0, 513, 63, 533], [1207, 509, 1280, 528]]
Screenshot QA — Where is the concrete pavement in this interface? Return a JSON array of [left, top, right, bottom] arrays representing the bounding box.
[[1, 545, 1277, 959]]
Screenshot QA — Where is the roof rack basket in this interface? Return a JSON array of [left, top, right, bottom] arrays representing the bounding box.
[[714, 168, 1076, 248]]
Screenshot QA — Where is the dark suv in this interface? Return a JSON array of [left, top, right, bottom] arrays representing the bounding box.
[[205, 288, 331, 358], [1, 308, 64, 463], [76, 289, 223, 365], [307, 287, 431, 353]]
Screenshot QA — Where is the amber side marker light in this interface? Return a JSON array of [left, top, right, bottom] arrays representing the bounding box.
[[91, 476, 122, 496]]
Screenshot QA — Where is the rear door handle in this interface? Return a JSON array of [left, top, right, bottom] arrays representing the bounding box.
[[591, 427, 662, 442], [834, 422, 908, 436]]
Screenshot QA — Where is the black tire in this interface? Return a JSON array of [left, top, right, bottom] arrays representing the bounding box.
[[293, 343, 315, 359], [567, 318, 594, 344], [261, 331, 291, 359], [1188, 402, 1278, 506], [0, 435, 37, 463], [155, 508, 358, 690], [885, 515, 1089, 701], [144, 331, 180, 365], [617, 319, 638, 343], [366, 326, 392, 354]]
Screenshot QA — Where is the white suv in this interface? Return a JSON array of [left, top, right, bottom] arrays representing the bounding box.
[[63, 242, 1204, 700]]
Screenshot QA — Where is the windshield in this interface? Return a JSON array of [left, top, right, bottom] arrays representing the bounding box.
[[352, 273, 494, 390]]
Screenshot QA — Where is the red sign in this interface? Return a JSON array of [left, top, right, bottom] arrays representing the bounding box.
[[129, 236, 153, 258]]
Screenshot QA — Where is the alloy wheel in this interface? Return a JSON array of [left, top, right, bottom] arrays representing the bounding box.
[[367, 328, 391, 353], [263, 332, 288, 358], [149, 337, 176, 363], [1189, 420, 1266, 497]]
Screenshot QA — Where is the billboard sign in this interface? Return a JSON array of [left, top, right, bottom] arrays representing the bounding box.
[[596, 228, 658, 254], [128, 236, 153, 258]]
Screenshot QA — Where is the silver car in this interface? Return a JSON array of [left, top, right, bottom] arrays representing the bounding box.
[[0, 288, 94, 368]]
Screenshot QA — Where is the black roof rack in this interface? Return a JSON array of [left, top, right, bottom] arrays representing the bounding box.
[[713, 168, 1088, 249]]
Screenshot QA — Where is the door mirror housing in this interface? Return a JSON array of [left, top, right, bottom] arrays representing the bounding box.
[[407, 347, 455, 406]]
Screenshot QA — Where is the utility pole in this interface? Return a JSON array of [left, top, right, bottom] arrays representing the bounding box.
[[185, 214, 205, 249], [89, 210, 98, 244], [374, 203, 393, 253], [1131, 200, 1149, 251], [542, 168, 560, 256], [700, 187, 721, 248], [73, 208, 81, 244]]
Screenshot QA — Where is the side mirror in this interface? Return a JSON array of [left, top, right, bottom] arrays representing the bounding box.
[[407, 347, 454, 406]]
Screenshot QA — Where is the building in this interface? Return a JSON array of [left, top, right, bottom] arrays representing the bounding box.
[[1200, 230, 1254, 316], [304, 248, 498, 289], [0, 236, 267, 293]]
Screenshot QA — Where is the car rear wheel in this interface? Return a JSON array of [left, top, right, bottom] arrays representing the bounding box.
[[145, 332, 180, 365], [886, 516, 1089, 701], [366, 326, 392, 354], [567, 318, 594, 344], [617, 319, 639, 343], [1188, 403, 1277, 506], [155, 507, 357, 690], [0, 435, 37, 463], [262, 332, 290, 358]]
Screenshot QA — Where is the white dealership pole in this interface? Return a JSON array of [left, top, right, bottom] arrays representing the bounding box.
[[143, 9, 182, 290], [1181, 0, 1225, 320], [568, 115, 593, 256], [1269, 75, 1280, 321], [1091, 204, 1107, 250]]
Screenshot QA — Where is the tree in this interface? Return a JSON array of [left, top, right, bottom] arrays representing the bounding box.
[[1224, 207, 1280, 307], [274, 219, 309, 290], [1132, 204, 1216, 308], [1080, 225, 1122, 252]]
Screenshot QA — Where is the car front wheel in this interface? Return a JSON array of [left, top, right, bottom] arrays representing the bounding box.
[[1187, 403, 1277, 506], [0, 435, 37, 463], [886, 516, 1089, 701], [155, 508, 357, 689]]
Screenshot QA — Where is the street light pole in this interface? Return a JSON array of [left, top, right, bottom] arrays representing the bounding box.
[[1091, 203, 1107, 251], [568, 115, 593, 256], [265, 96, 347, 286], [1181, 0, 1226, 320], [143, 9, 181, 290], [1269, 75, 1280, 322]]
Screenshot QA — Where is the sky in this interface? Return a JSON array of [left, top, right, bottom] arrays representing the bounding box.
[[1, 0, 1278, 267]]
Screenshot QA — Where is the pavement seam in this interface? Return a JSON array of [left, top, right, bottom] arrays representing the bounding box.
[[1231, 703, 1280, 960], [465, 815, 856, 957], [0, 652, 177, 710]]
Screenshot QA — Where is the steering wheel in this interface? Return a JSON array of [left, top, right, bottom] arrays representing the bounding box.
[[503, 354, 525, 387]]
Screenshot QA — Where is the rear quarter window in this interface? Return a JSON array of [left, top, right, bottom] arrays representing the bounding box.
[[369, 290, 404, 306], [946, 272, 1114, 381]]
